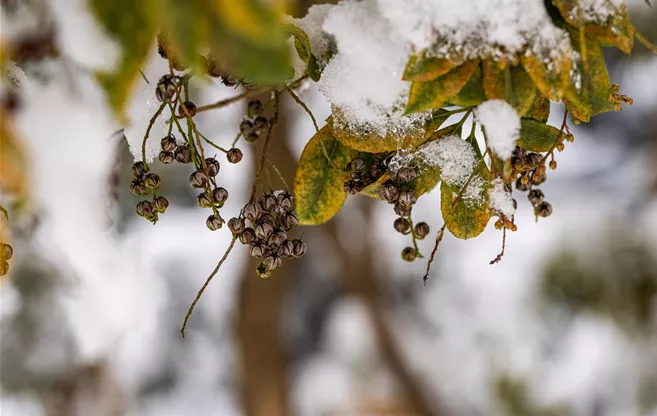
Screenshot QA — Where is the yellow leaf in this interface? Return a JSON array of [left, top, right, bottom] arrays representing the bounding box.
[[521, 51, 571, 102], [403, 52, 462, 82]]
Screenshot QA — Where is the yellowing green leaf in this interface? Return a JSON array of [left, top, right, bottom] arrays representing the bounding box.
[[440, 165, 491, 240], [405, 60, 479, 114], [283, 23, 311, 62], [482, 61, 537, 115], [518, 118, 561, 152], [450, 64, 486, 107], [525, 94, 550, 123], [295, 125, 354, 225], [521, 52, 571, 102], [403, 52, 462, 82]]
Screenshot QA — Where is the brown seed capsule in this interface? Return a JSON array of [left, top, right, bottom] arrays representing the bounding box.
[[244, 202, 262, 222], [263, 255, 283, 271], [515, 177, 530, 192], [282, 240, 295, 257], [153, 196, 169, 213], [239, 228, 256, 245], [291, 239, 307, 258], [347, 158, 366, 172], [255, 223, 274, 240], [226, 148, 243, 164], [250, 243, 266, 258], [206, 215, 223, 231], [159, 151, 174, 164], [394, 202, 412, 217], [397, 167, 417, 183], [260, 194, 277, 212], [174, 146, 192, 164], [275, 191, 294, 212], [1, 243, 13, 260], [212, 187, 229, 205], [380, 184, 399, 203], [145, 173, 161, 189], [239, 120, 254, 135], [528, 189, 544, 205], [245, 132, 260, 143], [253, 116, 268, 130], [394, 217, 411, 234], [512, 146, 526, 158], [268, 232, 285, 247], [130, 179, 148, 196], [257, 213, 276, 227], [247, 100, 263, 118], [398, 190, 417, 208], [132, 161, 148, 178], [256, 263, 271, 279], [205, 158, 220, 177], [565, 133, 575, 143], [161, 135, 177, 152], [556, 142, 565, 152], [277, 242, 291, 257], [511, 156, 528, 172], [401, 247, 417, 262], [369, 163, 384, 180], [350, 171, 362, 181], [197, 192, 214, 208], [536, 201, 553, 217], [344, 180, 359, 195], [222, 74, 239, 87], [178, 101, 197, 118], [549, 160, 557, 170], [526, 152, 542, 168], [228, 217, 245, 235], [494, 219, 505, 230], [281, 212, 299, 231], [189, 171, 209, 189], [414, 222, 430, 239], [155, 74, 177, 102], [530, 171, 547, 185], [136, 200, 154, 217]]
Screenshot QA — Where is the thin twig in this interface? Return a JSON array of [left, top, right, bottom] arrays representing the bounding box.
[[250, 92, 280, 202], [196, 88, 267, 113], [265, 155, 289, 192], [139, 69, 150, 84], [0, 205, 8, 220], [539, 110, 568, 165], [489, 227, 507, 265], [423, 223, 447, 285], [181, 237, 237, 338], [636, 32, 657, 55], [142, 102, 168, 163], [406, 215, 424, 258]]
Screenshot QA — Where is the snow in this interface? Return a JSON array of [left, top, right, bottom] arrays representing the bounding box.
[[289, 4, 334, 59], [476, 100, 520, 159], [571, 0, 625, 24], [489, 178, 517, 217]]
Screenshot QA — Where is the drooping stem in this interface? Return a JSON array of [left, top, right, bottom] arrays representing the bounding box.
[[0, 205, 8, 220], [250, 92, 280, 202], [636, 32, 657, 55], [490, 227, 507, 265], [423, 223, 447, 285], [539, 109, 568, 165], [142, 102, 168, 164], [196, 88, 267, 113]]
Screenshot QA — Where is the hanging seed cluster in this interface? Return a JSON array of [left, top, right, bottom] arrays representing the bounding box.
[[343, 153, 388, 195], [239, 99, 270, 144], [229, 190, 306, 279], [131, 161, 168, 223], [0, 242, 13, 276]]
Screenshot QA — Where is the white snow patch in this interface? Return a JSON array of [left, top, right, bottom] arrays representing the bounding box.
[[289, 4, 334, 58], [476, 99, 520, 159], [489, 178, 516, 217]]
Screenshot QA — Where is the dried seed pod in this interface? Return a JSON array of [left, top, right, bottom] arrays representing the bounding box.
[[526, 152, 542, 168], [394, 202, 412, 217], [397, 167, 417, 183], [393, 217, 411, 234], [239, 120, 254, 135], [549, 160, 557, 170], [206, 214, 223, 231], [350, 171, 362, 181], [197, 192, 214, 208], [344, 180, 359, 195], [205, 158, 220, 177], [161, 135, 177, 152], [132, 161, 148, 178], [512, 146, 526, 158], [536, 201, 553, 217], [145, 173, 161, 189], [130, 179, 148, 196], [527, 189, 544, 205], [244, 202, 262, 222], [291, 239, 307, 258], [414, 222, 430, 239], [401, 247, 417, 262], [276, 191, 294, 212], [159, 151, 174, 164], [263, 255, 282, 271], [260, 194, 278, 212], [281, 212, 299, 231], [136, 200, 154, 217], [494, 219, 505, 230], [530, 171, 547, 185], [256, 263, 271, 279], [228, 217, 246, 235], [178, 101, 197, 117], [212, 187, 229, 205], [155, 74, 177, 102], [189, 171, 209, 189], [565, 133, 575, 143], [253, 116, 268, 130], [268, 232, 285, 247], [1, 243, 13, 260], [174, 146, 192, 163], [556, 142, 565, 152], [239, 228, 256, 245], [380, 184, 399, 203], [247, 100, 263, 118], [250, 243, 266, 258], [222, 74, 239, 87], [369, 163, 384, 180], [511, 156, 527, 172], [515, 177, 530, 192], [245, 132, 260, 143], [226, 148, 243, 164], [153, 196, 169, 213], [398, 190, 418, 208], [277, 242, 291, 257], [347, 158, 366, 172], [257, 213, 276, 226], [255, 223, 274, 240]]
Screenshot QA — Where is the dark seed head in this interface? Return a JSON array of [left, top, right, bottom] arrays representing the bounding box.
[[537, 201, 553, 217], [227, 148, 243, 164], [250, 243, 266, 258], [253, 116, 268, 130], [132, 161, 148, 178], [530, 171, 547, 185], [528, 189, 544, 205], [245, 132, 260, 143], [401, 247, 417, 262], [263, 255, 282, 271], [197, 192, 214, 208], [344, 180, 359, 196], [398, 190, 418, 208], [256, 263, 271, 279], [526, 152, 542, 168], [189, 171, 209, 189], [206, 214, 223, 231], [260, 194, 278, 212], [136, 200, 154, 217], [282, 240, 295, 257], [394, 202, 412, 217], [247, 100, 263, 118], [155, 74, 177, 102], [281, 212, 299, 231], [130, 178, 148, 196], [239, 120, 253, 135], [268, 232, 285, 247], [1, 243, 13, 260], [205, 158, 220, 177], [393, 217, 411, 234], [257, 213, 276, 227], [277, 241, 292, 257], [239, 228, 256, 245], [228, 217, 245, 235], [159, 151, 174, 164], [244, 202, 262, 222], [369, 163, 385, 180], [145, 173, 161, 189], [161, 135, 177, 152], [153, 196, 169, 213], [414, 222, 430, 239], [174, 146, 192, 163], [397, 166, 417, 183], [255, 223, 274, 240], [291, 239, 307, 258], [380, 184, 399, 203], [511, 156, 528, 172], [277, 192, 294, 212], [515, 176, 530, 192], [178, 101, 197, 118], [212, 187, 229, 205], [347, 158, 366, 172]]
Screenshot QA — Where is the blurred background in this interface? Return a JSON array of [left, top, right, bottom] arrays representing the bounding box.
[[1, 1, 657, 415]]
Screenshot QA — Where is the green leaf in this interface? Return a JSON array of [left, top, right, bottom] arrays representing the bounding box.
[[283, 23, 311, 62], [449, 64, 486, 107], [518, 118, 561, 152], [440, 164, 492, 240], [525, 94, 551, 123], [294, 125, 354, 225], [403, 52, 462, 82], [482, 61, 536, 116], [405, 60, 479, 114], [521, 52, 571, 102], [330, 109, 451, 153]]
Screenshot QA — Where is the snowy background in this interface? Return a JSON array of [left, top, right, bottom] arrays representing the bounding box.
[[1, 1, 657, 415]]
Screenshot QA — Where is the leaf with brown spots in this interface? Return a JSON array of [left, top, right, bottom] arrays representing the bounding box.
[[524, 94, 550, 123], [521, 52, 571, 102], [403, 52, 462, 82], [440, 164, 491, 240]]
